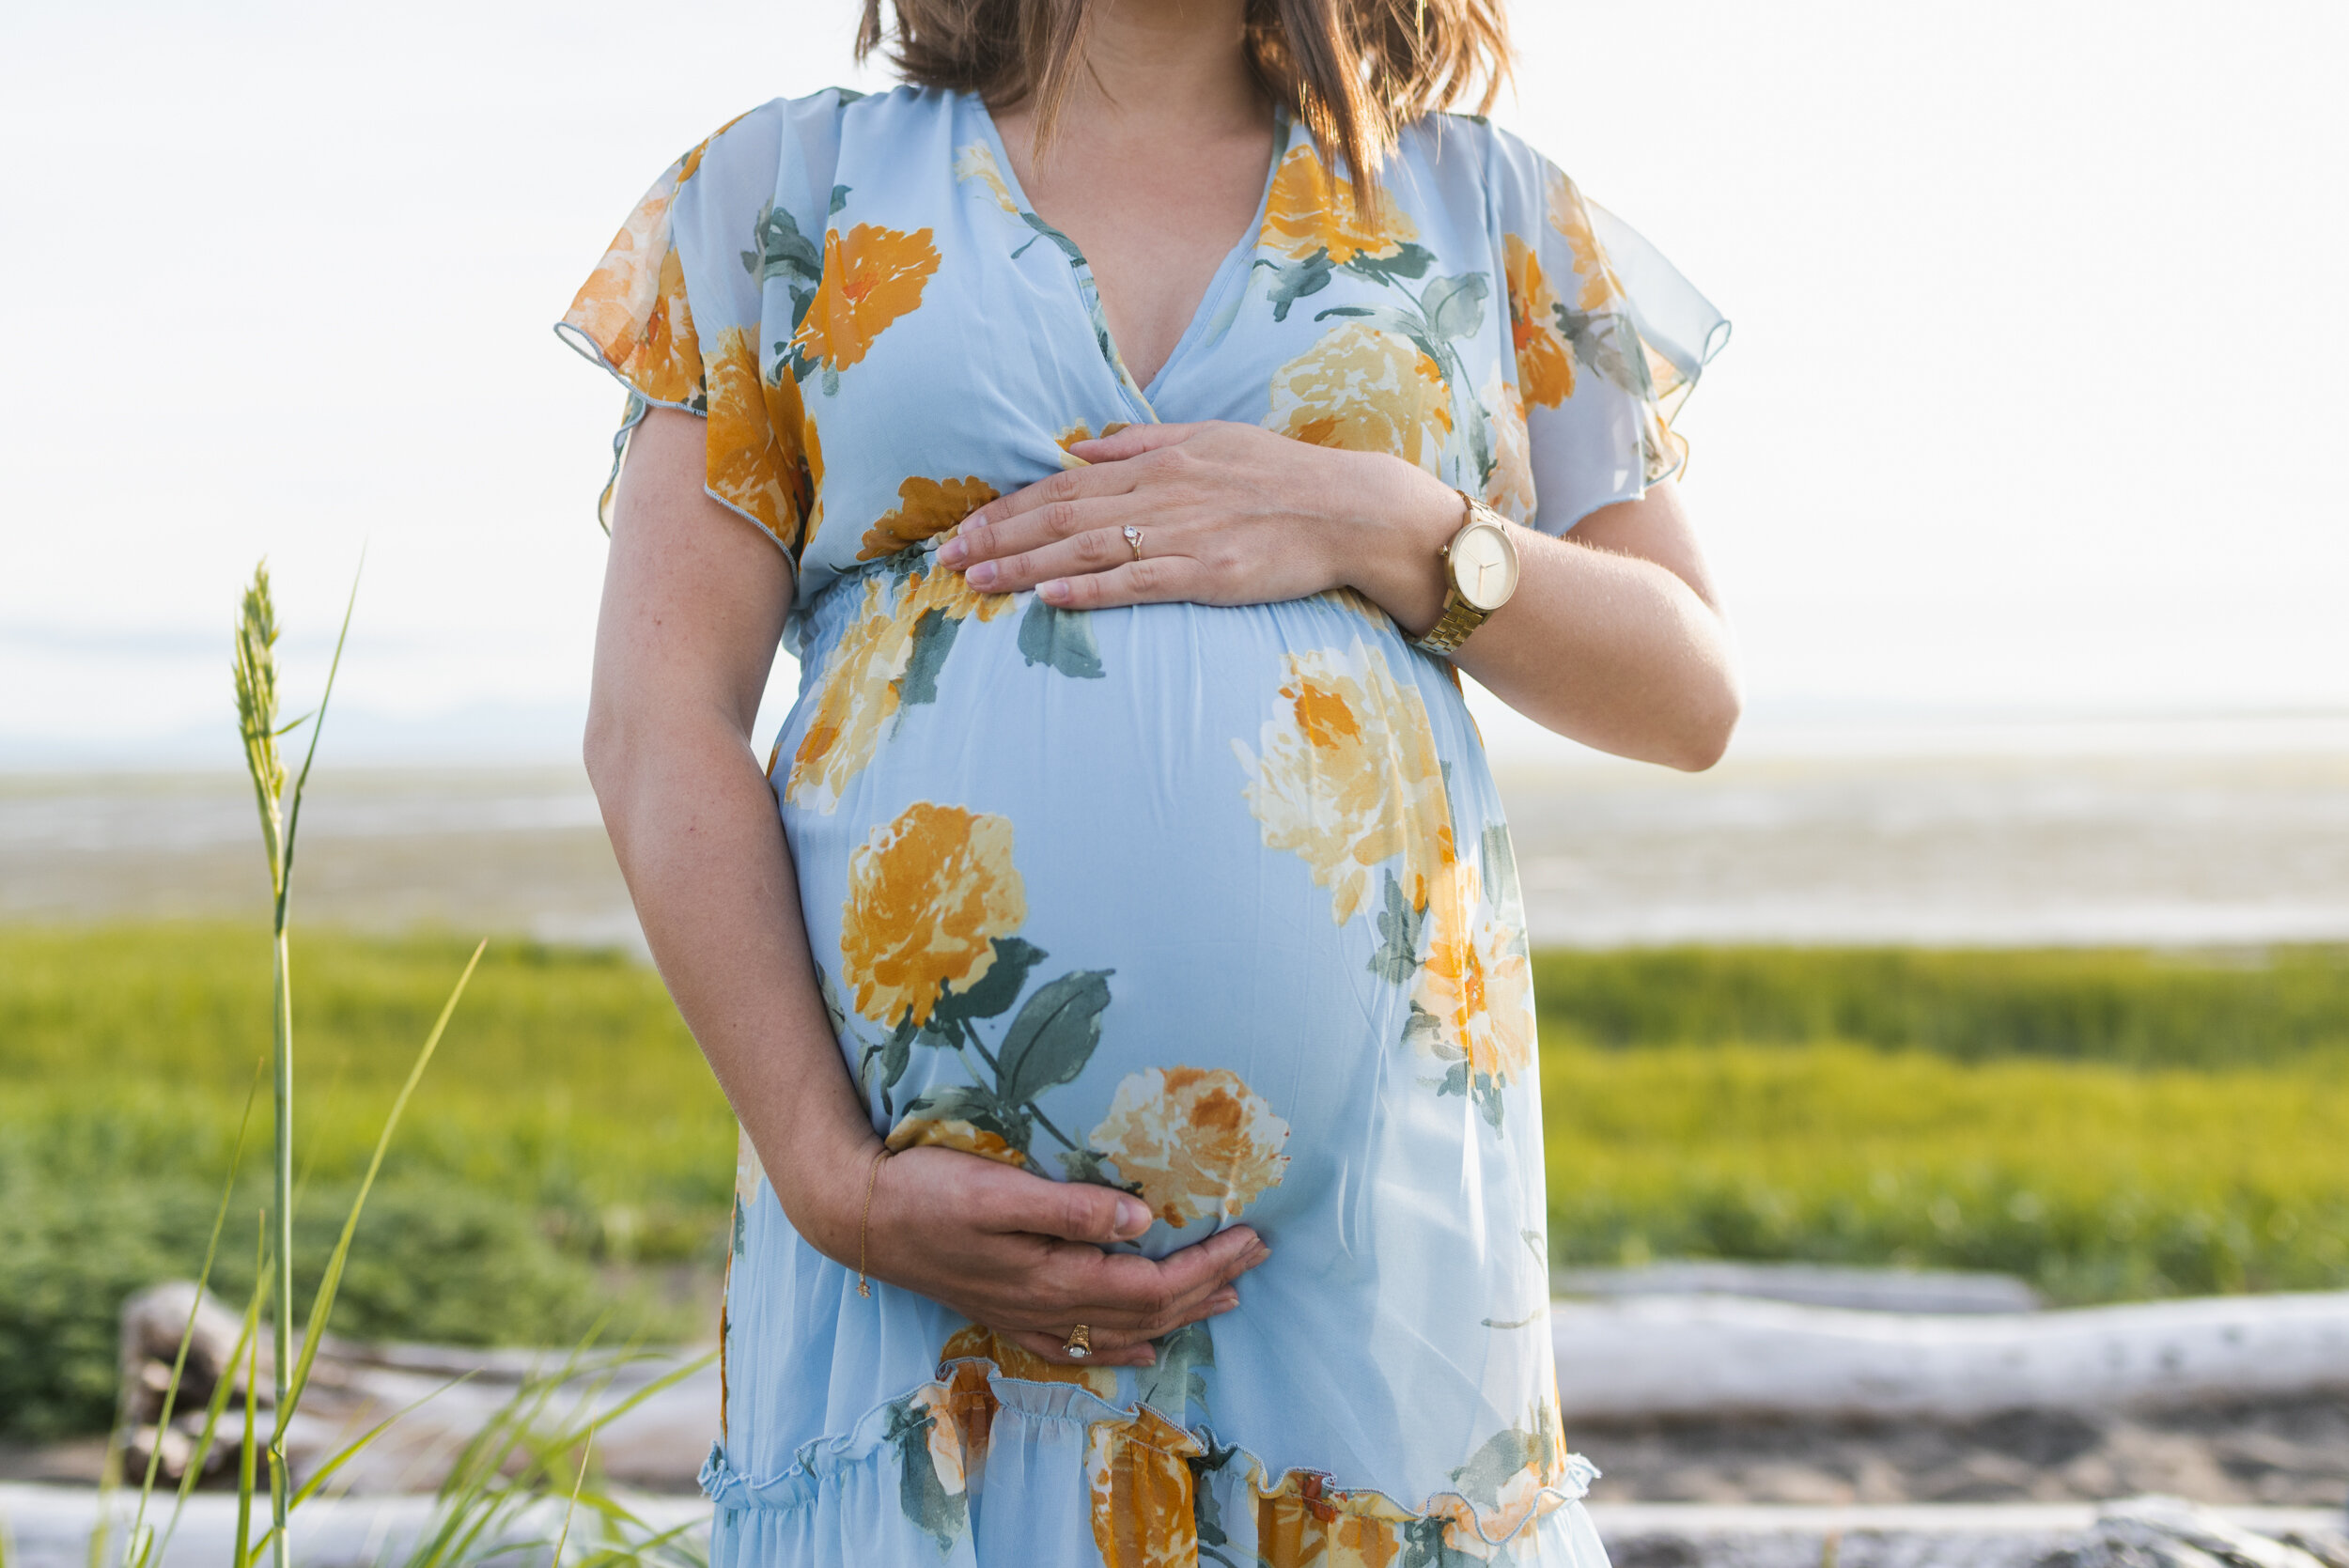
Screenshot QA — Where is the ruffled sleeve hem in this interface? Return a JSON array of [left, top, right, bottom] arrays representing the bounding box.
[[699, 1359, 1606, 1567], [1488, 124, 1730, 536], [555, 124, 817, 566]]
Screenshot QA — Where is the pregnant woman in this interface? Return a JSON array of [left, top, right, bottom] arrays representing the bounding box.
[[563, 0, 1735, 1561]]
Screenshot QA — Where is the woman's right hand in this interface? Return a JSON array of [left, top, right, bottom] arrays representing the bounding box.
[[848, 1144, 1269, 1370]]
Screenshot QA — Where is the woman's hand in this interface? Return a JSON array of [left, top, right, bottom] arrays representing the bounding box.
[[937, 421, 1460, 628], [940, 417, 1740, 770], [845, 1144, 1268, 1370]]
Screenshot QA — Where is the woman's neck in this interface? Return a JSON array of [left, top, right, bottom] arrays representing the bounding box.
[[1009, 0, 1262, 153]]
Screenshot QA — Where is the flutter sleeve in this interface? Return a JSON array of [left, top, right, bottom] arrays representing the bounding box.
[[1487, 134, 1730, 536], [555, 102, 828, 561]]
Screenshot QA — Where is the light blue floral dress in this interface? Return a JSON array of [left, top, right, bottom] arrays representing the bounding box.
[[560, 84, 1723, 1568]]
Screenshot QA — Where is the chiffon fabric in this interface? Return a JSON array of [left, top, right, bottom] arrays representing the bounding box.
[[560, 84, 1723, 1568]]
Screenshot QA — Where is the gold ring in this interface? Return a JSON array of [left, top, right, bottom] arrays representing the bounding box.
[[1063, 1325, 1093, 1359], [1122, 525, 1143, 561]]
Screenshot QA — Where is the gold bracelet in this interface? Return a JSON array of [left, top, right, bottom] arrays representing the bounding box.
[[856, 1143, 890, 1298]]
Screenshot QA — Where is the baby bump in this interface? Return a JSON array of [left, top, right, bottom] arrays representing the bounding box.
[[770, 559, 1543, 1251]]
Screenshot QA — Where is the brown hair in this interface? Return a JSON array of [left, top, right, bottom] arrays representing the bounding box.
[[856, 0, 1512, 191]]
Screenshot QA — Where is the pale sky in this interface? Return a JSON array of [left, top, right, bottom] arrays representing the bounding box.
[[3, 0, 2343, 768]]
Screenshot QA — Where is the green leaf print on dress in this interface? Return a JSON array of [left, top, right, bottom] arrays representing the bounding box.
[[882, 1384, 969, 1549], [838, 802, 1292, 1203], [1018, 596, 1107, 678]]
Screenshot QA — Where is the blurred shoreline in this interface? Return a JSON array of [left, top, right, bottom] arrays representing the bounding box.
[[8, 709, 2347, 954]]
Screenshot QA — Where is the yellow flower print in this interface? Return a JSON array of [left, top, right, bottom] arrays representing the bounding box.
[[562, 183, 700, 406], [786, 578, 916, 813], [1545, 163, 1625, 315], [937, 1358, 998, 1481], [1480, 369, 1536, 525], [1055, 421, 1132, 468], [1235, 640, 1454, 924], [901, 543, 1015, 625], [839, 802, 1026, 1031], [941, 1324, 1116, 1399], [630, 247, 701, 405], [1084, 1405, 1203, 1568], [859, 475, 1000, 561], [1262, 144, 1418, 265], [1090, 1067, 1290, 1228], [705, 326, 807, 546], [885, 1114, 1029, 1169], [1412, 862, 1534, 1091], [790, 223, 941, 374], [953, 143, 1021, 216], [1254, 1474, 1417, 1568], [799, 404, 828, 546], [763, 350, 817, 537], [1268, 322, 1453, 474], [1503, 234, 1576, 410]]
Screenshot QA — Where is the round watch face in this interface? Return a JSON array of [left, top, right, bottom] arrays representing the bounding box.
[[1450, 520, 1520, 612]]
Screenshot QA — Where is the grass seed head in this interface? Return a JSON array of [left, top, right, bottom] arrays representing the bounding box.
[[233, 563, 285, 810]]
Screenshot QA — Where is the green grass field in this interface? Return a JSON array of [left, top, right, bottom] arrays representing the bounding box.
[[5, 923, 2348, 1438]]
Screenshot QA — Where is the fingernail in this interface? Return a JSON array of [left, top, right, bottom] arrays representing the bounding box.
[[968, 561, 997, 588], [1115, 1197, 1151, 1235], [1039, 579, 1069, 603], [1130, 1349, 1158, 1368], [938, 538, 967, 566], [1210, 1293, 1239, 1313]]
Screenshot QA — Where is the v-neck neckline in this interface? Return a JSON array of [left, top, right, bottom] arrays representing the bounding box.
[[969, 94, 1290, 412]]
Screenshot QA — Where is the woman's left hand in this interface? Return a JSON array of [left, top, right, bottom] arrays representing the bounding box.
[[937, 421, 1457, 619]]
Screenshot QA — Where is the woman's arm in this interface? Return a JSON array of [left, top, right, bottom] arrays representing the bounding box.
[[585, 409, 1267, 1367], [938, 424, 1740, 770]]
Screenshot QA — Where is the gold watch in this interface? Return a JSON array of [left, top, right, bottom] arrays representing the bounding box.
[[1408, 491, 1520, 657]]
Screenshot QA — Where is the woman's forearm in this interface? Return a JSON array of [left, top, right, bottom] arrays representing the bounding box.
[[584, 412, 876, 1263], [585, 706, 874, 1259], [1340, 460, 1741, 772]]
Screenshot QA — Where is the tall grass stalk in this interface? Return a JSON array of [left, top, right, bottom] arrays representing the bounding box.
[[234, 560, 357, 1568], [196, 558, 481, 1568], [119, 1063, 267, 1568]]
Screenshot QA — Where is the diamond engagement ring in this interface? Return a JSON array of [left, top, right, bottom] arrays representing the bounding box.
[[1122, 525, 1144, 560]]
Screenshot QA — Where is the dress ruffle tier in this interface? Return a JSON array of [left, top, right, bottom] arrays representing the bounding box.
[[701, 1358, 1608, 1568]]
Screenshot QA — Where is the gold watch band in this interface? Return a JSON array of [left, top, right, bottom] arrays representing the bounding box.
[[1410, 592, 1490, 656]]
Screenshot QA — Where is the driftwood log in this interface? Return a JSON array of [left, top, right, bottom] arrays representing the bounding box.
[[116, 1282, 716, 1495], [1550, 1292, 2349, 1421]]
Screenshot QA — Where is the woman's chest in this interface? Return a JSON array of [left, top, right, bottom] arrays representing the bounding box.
[[768, 101, 1519, 600], [992, 114, 1281, 391]]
